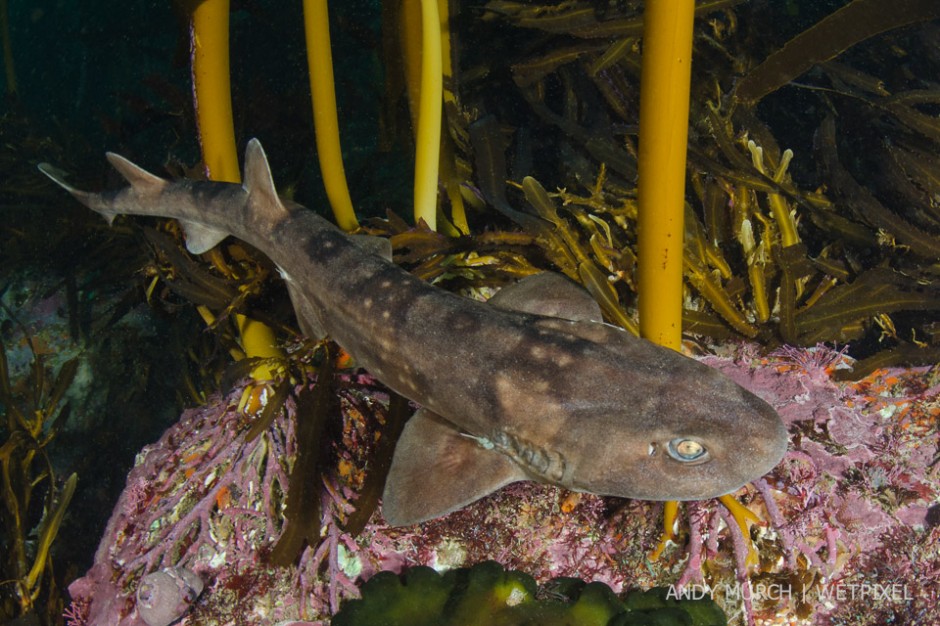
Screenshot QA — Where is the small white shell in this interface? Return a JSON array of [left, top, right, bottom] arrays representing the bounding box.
[[136, 565, 204, 626]]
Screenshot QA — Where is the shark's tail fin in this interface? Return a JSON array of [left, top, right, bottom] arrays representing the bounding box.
[[39, 149, 170, 228], [40, 139, 289, 255], [37, 162, 123, 225]]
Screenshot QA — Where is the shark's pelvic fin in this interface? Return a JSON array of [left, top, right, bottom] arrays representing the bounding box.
[[177, 221, 230, 255], [488, 272, 603, 323], [282, 274, 327, 340], [382, 408, 527, 526], [182, 139, 289, 255]]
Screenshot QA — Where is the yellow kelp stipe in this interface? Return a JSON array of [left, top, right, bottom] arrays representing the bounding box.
[[636, 0, 694, 555], [636, 0, 693, 351], [304, 0, 359, 232], [648, 500, 679, 561], [190, 0, 282, 381], [412, 0, 443, 231], [191, 0, 239, 183], [719, 494, 761, 568]]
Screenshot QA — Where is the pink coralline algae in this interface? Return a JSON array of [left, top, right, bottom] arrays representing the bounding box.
[[64, 374, 394, 625], [65, 383, 298, 625], [64, 345, 940, 625], [701, 344, 940, 623]]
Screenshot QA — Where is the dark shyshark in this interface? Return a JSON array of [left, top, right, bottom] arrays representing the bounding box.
[[39, 140, 788, 526]]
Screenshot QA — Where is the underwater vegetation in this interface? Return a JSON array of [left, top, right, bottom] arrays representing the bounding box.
[[443, 0, 940, 374], [0, 329, 77, 622], [3, 0, 940, 624], [332, 560, 728, 626]]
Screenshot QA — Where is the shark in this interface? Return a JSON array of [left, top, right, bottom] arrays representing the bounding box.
[[39, 139, 789, 526]]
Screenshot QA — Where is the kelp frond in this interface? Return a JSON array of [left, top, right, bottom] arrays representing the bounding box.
[[0, 330, 77, 622]]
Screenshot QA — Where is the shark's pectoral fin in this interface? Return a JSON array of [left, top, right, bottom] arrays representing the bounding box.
[[488, 272, 603, 323], [351, 234, 393, 260], [282, 274, 327, 340], [382, 408, 527, 526], [178, 221, 229, 254]]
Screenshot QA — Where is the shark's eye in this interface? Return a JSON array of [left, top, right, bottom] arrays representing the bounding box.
[[667, 438, 708, 463]]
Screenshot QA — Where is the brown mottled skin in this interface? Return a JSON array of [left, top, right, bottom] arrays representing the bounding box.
[[40, 140, 788, 526]]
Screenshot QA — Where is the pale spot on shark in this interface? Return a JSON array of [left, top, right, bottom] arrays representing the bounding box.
[[531, 379, 550, 393]]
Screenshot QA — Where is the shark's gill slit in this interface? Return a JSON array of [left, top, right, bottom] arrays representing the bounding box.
[[492, 432, 566, 483]]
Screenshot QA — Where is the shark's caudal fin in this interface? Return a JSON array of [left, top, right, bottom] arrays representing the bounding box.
[[381, 409, 527, 526], [37, 162, 124, 226], [39, 139, 291, 256]]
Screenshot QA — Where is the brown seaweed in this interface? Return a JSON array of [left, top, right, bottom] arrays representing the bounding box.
[[734, 0, 940, 105], [0, 331, 78, 622], [269, 350, 337, 566]]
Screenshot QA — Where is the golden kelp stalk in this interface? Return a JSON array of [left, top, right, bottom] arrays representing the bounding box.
[[469, 0, 940, 372], [187, 0, 288, 399]]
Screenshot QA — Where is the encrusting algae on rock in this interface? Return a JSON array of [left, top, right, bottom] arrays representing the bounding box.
[[61, 342, 939, 625]]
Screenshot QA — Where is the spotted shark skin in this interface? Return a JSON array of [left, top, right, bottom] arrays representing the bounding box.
[[39, 140, 789, 526]]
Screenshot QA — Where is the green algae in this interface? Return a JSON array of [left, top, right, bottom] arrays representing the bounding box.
[[332, 561, 727, 626]]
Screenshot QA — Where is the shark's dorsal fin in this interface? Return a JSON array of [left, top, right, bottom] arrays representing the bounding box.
[[488, 272, 603, 323], [382, 408, 527, 526], [243, 139, 290, 224], [108, 151, 229, 253], [105, 152, 169, 192], [180, 139, 289, 255]]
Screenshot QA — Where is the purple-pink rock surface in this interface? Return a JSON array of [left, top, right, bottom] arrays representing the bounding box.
[[64, 346, 940, 625]]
